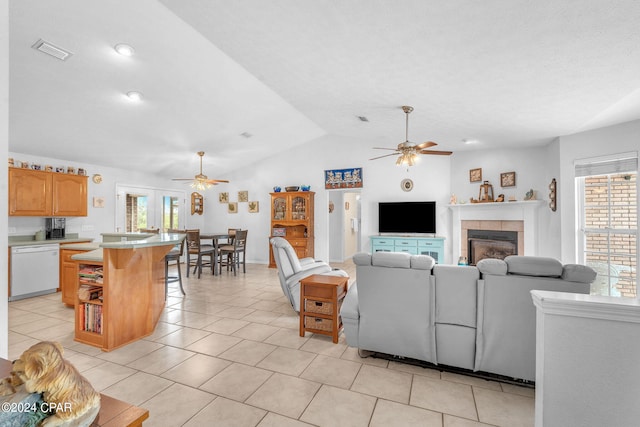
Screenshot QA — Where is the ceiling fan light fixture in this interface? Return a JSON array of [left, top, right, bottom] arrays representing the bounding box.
[[126, 91, 143, 102]]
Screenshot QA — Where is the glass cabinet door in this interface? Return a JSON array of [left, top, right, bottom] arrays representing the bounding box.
[[292, 196, 307, 220], [273, 196, 287, 221]]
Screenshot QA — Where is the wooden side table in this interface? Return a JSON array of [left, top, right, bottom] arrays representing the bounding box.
[[299, 274, 349, 343]]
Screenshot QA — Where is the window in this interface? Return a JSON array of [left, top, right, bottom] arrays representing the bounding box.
[[576, 154, 638, 297]]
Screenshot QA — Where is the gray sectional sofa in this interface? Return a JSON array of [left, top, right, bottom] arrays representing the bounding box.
[[341, 252, 597, 382]]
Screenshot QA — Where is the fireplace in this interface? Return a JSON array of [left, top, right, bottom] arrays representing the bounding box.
[[468, 229, 518, 265]]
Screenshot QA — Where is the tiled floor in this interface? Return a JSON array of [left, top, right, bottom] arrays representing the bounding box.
[[8, 262, 534, 426]]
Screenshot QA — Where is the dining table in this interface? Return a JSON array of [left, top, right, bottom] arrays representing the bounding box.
[[200, 232, 230, 275]]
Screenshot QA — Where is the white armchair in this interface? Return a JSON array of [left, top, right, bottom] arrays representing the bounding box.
[[270, 237, 348, 312]]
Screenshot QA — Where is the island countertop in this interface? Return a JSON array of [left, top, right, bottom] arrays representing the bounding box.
[[71, 233, 184, 262]]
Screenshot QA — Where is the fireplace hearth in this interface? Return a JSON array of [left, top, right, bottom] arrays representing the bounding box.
[[468, 229, 518, 265]]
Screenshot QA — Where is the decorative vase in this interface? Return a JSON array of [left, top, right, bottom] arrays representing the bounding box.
[[273, 186, 281, 193], [301, 185, 311, 191]]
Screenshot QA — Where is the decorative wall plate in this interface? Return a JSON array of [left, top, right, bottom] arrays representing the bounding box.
[[401, 178, 414, 192], [92, 174, 102, 184]]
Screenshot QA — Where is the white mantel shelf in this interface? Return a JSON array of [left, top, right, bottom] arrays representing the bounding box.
[[449, 200, 545, 260]]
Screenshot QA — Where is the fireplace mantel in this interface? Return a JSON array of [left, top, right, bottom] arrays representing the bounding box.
[[449, 200, 545, 261]]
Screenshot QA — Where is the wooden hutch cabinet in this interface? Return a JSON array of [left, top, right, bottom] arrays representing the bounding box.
[[269, 191, 315, 268], [9, 167, 88, 216]]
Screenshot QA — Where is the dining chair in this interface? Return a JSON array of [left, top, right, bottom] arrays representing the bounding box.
[[186, 229, 215, 278], [218, 229, 248, 275], [139, 228, 160, 234], [165, 229, 186, 296]]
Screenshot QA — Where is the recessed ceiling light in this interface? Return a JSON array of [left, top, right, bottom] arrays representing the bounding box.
[[115, 44, 135, 57], [126, 91, 143, 102]]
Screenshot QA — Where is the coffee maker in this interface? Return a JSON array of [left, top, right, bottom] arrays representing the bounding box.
[[45, 218, 66, 239]]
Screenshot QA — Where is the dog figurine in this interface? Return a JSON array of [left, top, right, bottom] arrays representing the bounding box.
[[8, 341, 100, 427]]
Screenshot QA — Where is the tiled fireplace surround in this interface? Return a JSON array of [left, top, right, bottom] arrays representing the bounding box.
[[450, 201, 544, 263]]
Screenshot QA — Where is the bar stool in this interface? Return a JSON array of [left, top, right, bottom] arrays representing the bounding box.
[[166, 229, 186, 296]]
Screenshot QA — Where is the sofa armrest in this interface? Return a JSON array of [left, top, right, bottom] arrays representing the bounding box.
[[340, 282, 359, 321]]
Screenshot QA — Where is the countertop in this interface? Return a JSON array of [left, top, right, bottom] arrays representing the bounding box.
[[71, 233, 184, 262], [8, 233, 94, 247]]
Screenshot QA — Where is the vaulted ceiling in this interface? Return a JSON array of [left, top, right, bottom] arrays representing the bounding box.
[[9, 0, 640, 178]]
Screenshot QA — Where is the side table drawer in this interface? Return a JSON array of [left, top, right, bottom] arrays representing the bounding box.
[[304, 316, 334, 332], [305, 299, 333, 315]]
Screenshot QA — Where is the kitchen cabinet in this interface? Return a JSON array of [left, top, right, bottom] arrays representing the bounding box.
[[60, 243, 93, 306], [9, 167, 88, 216], [269, 191, 314, 268]]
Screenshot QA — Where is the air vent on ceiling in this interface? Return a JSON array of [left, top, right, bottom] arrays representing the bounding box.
[[32, 39, 73, 61]]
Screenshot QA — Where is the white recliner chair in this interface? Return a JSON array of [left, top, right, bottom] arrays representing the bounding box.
[[270, 237, 348, 312]]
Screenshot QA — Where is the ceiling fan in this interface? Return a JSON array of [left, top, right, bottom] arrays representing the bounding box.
[[370, 106, 452, 166], [172, 151, 229, 190]]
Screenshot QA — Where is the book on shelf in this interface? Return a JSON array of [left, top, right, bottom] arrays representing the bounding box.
[[78, 284, 103, 301]]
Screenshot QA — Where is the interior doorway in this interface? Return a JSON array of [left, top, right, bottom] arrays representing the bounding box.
[[328, 190, 361, 262]]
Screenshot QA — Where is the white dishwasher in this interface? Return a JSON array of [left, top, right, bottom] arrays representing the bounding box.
[[10, 244, 60, 301]]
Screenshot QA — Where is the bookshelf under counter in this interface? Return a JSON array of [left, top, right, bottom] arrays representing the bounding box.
[[71, 234, 183, 351]]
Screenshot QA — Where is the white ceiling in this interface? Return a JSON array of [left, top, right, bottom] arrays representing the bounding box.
[[9, 0, 640, 178]]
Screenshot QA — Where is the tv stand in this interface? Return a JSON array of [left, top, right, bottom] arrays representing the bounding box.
[[370, 235, 445, 263]]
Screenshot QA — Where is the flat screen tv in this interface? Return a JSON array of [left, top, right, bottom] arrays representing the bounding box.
[[378, 201, 436, 234]]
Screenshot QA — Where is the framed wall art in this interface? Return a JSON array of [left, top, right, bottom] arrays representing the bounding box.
[[228, 202, 238, 213], [325, 167, 363, 189], [238, 191, 248, 202], [501, 171, 516, 187], [219, 192, 229, 203], [248, 201, 259, 213], [469, 168, 482, 182]]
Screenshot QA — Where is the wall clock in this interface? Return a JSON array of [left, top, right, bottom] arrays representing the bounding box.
[[401, 179, 414, 192]]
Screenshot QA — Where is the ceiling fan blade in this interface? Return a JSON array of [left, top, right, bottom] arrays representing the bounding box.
[[420, 150, 453, 156], [370, 153, 401, 161], [372, 147, 400, 151], [205, 179, 229, 184], [416, 141, 438, 150]]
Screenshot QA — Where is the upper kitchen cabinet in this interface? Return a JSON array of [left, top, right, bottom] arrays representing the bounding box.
[[9, 168, 88, 216]]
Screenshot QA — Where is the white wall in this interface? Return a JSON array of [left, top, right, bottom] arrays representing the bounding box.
[[1, 0, 8, 358], [557, 119, 640, 263]]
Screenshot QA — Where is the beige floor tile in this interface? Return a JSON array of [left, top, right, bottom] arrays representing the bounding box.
[[216, 306, 256, 319], [203, 318, 251, 334], [410, 375, 478, 421], [232, 322, 280, 341], [444, 415, 495, 427], [185, 332, 243, 356], [387, 360, 442, 378], [126, 345, 195, 374], [10, 317, 68, 335], [300, 384, 376, 427], [183, 396, 266, 427], [473, 387, 535, 427], [64, 350, 108, 373], [341, 346, 389, 367], [246, 373, 321, 419], [161, 353, 232, 388], [501, 383, 536, 398], [300, 354, 362, 389], [218, 339, 277, 365], [175, 311, 222, 329], [299, 335, 348, 357], [370, 399, 443, 427], [7, 337, 38, 360], [263, 328, 309, 349], [200, 363, 273, 402], [154, 326, 211, 347], [145, 321, 184, 341], [142, 383, 216, 426], [249, 299, 284, 311], [81, 361, 138, 392], [96, 339, 164, 365], [241, 309, 283, 324], [257, 347, 317, 376], [350, 364, 412, 404], [441, 371, 502, 391], [102, 371, 173, 406], [257, 412, 314, 427]]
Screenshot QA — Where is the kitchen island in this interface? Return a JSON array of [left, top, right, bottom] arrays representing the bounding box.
[[71, 233, 184, 351]]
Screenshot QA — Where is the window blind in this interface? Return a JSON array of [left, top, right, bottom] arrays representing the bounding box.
[[575, 154, 638, 177]]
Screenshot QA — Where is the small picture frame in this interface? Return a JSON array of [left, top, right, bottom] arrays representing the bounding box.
[[470, 168, 482, 182], [228, 202, 238, 213], [93, 197, 105, 208], [219, 192, 229, 203], [500, 171, 516, 187], [273, 227, 286, 237], [238, 191, 249, 202], [248, 201, 259, 213]]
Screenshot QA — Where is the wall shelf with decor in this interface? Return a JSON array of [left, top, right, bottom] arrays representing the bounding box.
[[269, 191, 315, 268]]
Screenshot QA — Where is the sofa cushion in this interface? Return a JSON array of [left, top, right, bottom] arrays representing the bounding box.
[[371, 251, 411, 268], [505, 255, 563, 277], [562, 264, 598, 283], [477, 258, 508, 276], [410, 255, 436, 270], [353, 252, 372, 266]]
